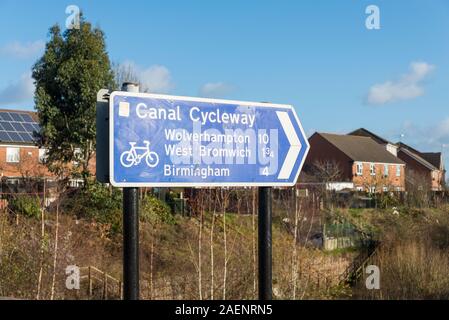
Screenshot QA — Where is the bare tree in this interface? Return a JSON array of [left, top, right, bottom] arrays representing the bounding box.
[[50, 195, 60, 300], [310, 160, 343, 210], [112, 62, 140, 90], [406, 170, 432, 207], [218, 189, 230, 300], [312, 160, 342, 183], [210, 189, 217, 300], [292, 190, 300, 299], [251, 188, 257, 299]]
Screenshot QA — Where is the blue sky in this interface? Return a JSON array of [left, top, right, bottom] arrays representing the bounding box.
[[0, 0, 448, 168]]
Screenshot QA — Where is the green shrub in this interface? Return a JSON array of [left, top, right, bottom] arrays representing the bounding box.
[[9, 195, 41, 219], [140, 196, 174, 225], [62, 181, 123, 234]]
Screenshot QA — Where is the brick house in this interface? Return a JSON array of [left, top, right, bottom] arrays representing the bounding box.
[[397, 142, 445, 191], [304, 132, 406, 192], [349, 128, 446, 192], [0, 109, 52, 183]]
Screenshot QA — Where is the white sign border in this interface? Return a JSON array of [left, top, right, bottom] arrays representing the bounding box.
[[109, 91, 310, 188]]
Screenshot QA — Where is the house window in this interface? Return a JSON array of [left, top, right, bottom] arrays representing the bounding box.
[[383, 186, 389, 192], [39, 148, 47, 164], [369, 186, 376, 193], [356, 186, 364, 192], [384, 165, 389, 177], [396, 165, 401, 177], [6, 147, 20, 163], [370, 164, 376, 176], [356, 163, 363, 176], [7, 178, 20, 185]]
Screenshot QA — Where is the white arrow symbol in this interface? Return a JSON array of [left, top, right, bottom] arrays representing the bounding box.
[[276, 111, 302, 180]]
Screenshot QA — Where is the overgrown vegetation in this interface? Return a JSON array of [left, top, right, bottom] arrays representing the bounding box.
[[2, 185, 449, 300], [9, 195, 41, 219], [340, 205, 449, 299], [62, 182, 123, 235], [140, 196, 175, 225]]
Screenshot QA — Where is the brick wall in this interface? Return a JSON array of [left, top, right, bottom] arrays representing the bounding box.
[[305, 134, 354, 181], [0, 145, 52, 178], [352, 162, 405, 191]]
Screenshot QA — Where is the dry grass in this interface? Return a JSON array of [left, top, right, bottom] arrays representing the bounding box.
[[355, 240, 449, 299]]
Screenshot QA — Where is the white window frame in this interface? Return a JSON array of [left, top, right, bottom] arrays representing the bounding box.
[[370, 164, 376, 176], [356, 163, 363, 176], [39, 148, 47, 164], [396, 165, 401, 177], [6, 147, 20, 163], [384, 164, 389, 177]]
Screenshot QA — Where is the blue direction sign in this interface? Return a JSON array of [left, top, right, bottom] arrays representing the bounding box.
[[109, 92, 309, 187]]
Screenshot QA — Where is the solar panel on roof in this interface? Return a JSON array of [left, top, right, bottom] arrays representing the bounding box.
[[9, 113, 23, 122], [22, 123, 34, 132], [8, 132, 22, 142], [1, 113, 12, 121], [11, 123, 23, 132], [20, 114, 34, 122], [0, 131, 11, 142], [24, 132, 34, 142], [17, 132, 31, 142], [18, 123, 27, 132], [2, 122, 14, 131], [0, 110, 40, 143]]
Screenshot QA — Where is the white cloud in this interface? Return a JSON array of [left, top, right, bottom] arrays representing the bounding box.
[[0, 40, 45, 59], [199, 82, 234, 98], [0, 73, 35, 106], [139, 65, 173, 94], [367, 62, 435, 105], [117, 61, 174, 94]]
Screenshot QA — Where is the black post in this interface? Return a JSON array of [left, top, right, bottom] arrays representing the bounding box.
[[258, 186, 272, 300], [123, 187, 139, 299], [122, 82, 140, 300]]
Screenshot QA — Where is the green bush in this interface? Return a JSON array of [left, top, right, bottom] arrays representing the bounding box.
[[9, 196, 41, 219], [140, 196, 175, 225], [62, 181, 123, 234]]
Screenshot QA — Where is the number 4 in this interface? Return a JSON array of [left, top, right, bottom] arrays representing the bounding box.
[[262, 167, 269, 176]]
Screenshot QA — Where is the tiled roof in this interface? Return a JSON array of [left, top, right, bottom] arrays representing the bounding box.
[[348, 128, 392, 146], [397, 142, 441, 171], [421, 152, 443, 169], [399, 148, 437, 171], [318, 133, 405, 164]]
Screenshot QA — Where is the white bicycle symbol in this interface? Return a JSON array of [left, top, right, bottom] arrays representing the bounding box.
[[120, 140, 159, 168]]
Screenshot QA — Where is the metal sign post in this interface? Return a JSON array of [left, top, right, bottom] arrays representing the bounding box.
[[121, 82, 140, 300], [258, 186, 272, 300]]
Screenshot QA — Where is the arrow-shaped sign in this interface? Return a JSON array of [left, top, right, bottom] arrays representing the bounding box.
[[276, 111, 302, 180], [108, 92, 310, 187]]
